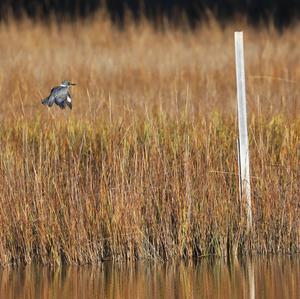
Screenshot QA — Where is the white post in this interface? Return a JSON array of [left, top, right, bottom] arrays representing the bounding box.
[[234, 32, 252, 230]]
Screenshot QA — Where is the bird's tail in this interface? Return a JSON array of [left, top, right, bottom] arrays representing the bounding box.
[[41, 97, 49, 106]]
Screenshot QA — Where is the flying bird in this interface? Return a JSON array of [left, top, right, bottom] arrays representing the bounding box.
[[41, 80, 76, 110]]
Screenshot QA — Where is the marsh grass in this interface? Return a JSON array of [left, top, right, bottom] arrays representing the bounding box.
[[0, 15, 299, 265]]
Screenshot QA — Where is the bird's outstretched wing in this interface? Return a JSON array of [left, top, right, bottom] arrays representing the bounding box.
[[42, 85, 72, 110]]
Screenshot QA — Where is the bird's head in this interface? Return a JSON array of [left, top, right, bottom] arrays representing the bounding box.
[[60, 80, 76, 87]]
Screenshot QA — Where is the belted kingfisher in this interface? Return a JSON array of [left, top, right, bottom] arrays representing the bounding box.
[[41, 80, 76, 110]]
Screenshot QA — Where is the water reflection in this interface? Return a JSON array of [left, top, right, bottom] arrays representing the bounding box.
[[0, 256, 299, 299]]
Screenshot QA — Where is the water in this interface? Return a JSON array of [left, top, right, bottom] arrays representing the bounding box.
[[0, 257, 299, 299]]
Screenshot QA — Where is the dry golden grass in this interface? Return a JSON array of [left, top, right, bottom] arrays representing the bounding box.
[[0, 15, 299, 265]]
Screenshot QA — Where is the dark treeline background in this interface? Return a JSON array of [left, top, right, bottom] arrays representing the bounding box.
[[0, 0, 298, 28]]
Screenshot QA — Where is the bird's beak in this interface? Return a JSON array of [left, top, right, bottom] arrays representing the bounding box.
[[71, 83, 76, 86]]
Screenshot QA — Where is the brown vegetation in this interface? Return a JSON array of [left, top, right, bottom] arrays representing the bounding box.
[[0, 16, 299, 266]]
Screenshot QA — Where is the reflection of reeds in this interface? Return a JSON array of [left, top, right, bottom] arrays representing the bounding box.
[[0, 16, 299, 265], [0, 258, 299, 298]]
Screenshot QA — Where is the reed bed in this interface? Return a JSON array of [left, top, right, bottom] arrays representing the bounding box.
[[0, 16, 299, 265]]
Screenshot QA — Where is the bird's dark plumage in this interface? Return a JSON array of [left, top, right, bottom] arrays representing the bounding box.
[[41, 80, 75, 110]]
